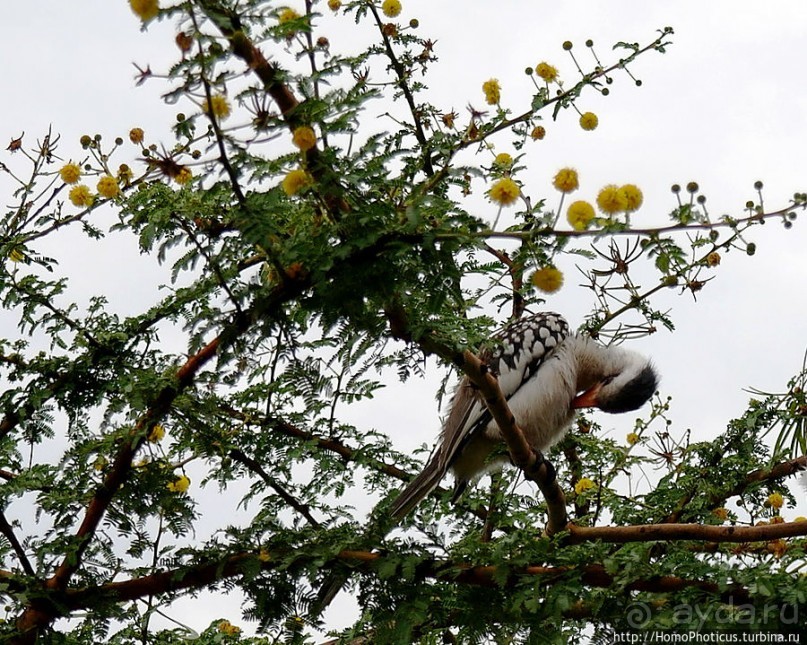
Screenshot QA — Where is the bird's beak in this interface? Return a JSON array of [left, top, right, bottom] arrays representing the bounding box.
[[571, 383, 602, 409]]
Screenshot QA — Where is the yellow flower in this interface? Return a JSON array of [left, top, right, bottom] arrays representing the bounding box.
[[174, 167, 193, 185], [530, 125, 546, 140], [482, 78, 501, 105], [596, 184, 628, 214], [493, 152, 513, 168], [278, 7, 301, 24], [619, 184, 643, 213], [535, 62, 558, 82], [794, 516, 807, 522], [328, 0, 342, 10], [117, 164, 134, 185], [148, 424, 165, 443], [8, 249, 25, 263], [282, 168, 311, 196], [712, 507, 729, 521], [59, 163, 82, 184], [217, 620, 241, 635], [766, 492, 784, 509], [531, 266, 564, 294], [574, 477, 596, 495], [552, 167, 579, 193], [705, 251, 721, 267], [167, 474, 191, 493], [488, 178, 520, 206], [129, 0, 159, 21], [129, 127, 145, 144], [626, 432, 640, 446], [202, 94, 231, 120], [96, 175, 120, 199], [69, 185, 94, 208], [292, 126, 317, 151], [579, 112, 598, 131], [566, 200, 595, 231], [381, 0, 402, 18]]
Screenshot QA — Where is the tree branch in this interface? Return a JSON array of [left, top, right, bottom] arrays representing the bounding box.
[[565, 519, 807, 545], [229, 449, 322, 528], [0, 512, 35, 578]]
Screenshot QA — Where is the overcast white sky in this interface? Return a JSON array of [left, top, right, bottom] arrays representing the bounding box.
[[2, 0, 807, 638]]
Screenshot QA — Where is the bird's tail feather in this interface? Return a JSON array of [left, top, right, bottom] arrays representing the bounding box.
[[389, 454, 446, 519]]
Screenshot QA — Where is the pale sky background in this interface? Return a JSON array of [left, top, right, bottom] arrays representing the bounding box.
[[2, 0, 807, 639]]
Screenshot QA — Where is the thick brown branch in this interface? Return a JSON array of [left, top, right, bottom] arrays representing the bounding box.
[[61, 544, 763, 614], [565, 519, 807, 545]]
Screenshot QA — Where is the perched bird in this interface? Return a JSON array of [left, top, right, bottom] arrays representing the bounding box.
[[390, 312, 657, 518]]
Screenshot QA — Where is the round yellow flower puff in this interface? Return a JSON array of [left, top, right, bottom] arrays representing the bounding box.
[[706, 251, 721, 267], [117, 164, 134, 184], [626, 432, 640, 446], [148, 424, 165, 443], [566, 200, 595, 231], [202, 94, 231, 120], [619, 184, 643, 213], [596, 184, 628, 214], [712, 507, 729, 521], [381, 0, 402, 18], [535, 62, 559, 82], [530, 125, 546, 140], [579, 112, 598, 131], [482, 79, 501, 106], [282, 168, 311, 196], [96, 175, 120, 199], [129, 0, 159, 21], [531, 266, 564, 294], [167, 474, 191, 493], [174, 167, 193, 185], [574, 477, 596, 495], [493, 152, 513, 168], [552, 167, 579, 193], [328, 0, 342, 10], [69, 185, 94, 208], [488, 178, 520, 206], [129, 127, 145, 144], [292, 125, 317, 151], [217, 621, 242, 635], [278, 7, 301, 24], [59, 163, 81, 184], [766, 492, 784, 509]]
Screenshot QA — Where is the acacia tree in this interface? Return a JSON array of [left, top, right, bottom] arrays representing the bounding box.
[[1, 1, 806, 643]]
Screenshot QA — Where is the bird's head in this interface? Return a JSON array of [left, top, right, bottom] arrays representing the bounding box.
[[571, 357, 657, 414]]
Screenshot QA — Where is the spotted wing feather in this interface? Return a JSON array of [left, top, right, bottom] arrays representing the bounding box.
[[438, 312, 570, 471]]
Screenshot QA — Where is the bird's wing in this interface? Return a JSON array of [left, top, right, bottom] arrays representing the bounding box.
[[438, 312, 571, 469]]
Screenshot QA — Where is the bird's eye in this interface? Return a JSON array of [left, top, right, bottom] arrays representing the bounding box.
[[602, 375, 616, 386]]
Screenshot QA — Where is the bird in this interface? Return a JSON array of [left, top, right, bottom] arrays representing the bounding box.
[[389, 311, 657, 519]]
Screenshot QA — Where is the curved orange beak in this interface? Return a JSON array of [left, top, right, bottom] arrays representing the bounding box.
[[571, 383, 602, 409]]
